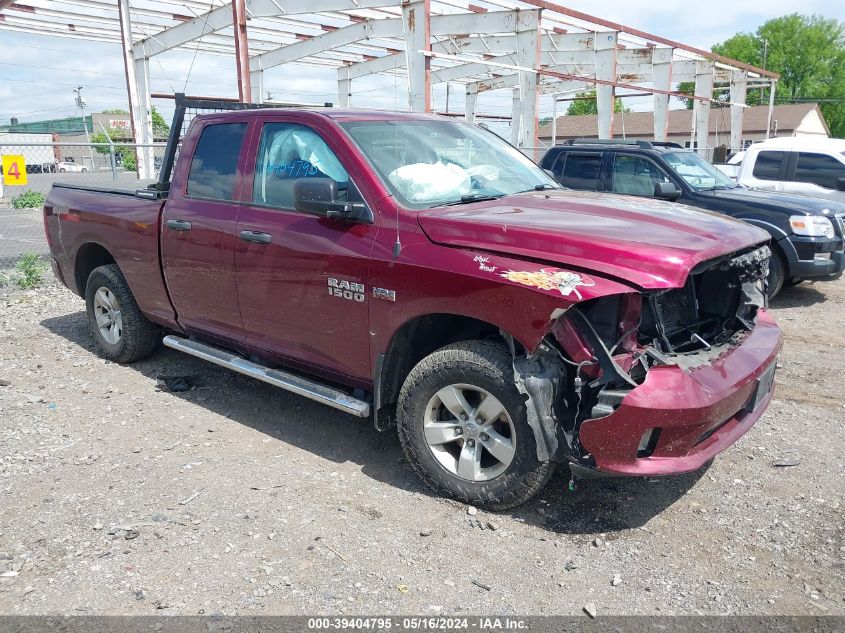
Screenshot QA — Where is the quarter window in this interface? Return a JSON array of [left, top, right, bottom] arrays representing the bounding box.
[[752, 151, 786, 181], [560, 153, 603, 190], [793, 152, 844, 189], [186, 123, 247, 201], [253, 122, 350, 209]]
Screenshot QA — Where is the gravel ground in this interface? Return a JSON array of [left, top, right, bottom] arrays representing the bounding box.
[[0, 275, 842, 616]]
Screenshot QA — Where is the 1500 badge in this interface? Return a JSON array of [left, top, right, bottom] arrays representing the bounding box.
[[328, 277, 365, 303]]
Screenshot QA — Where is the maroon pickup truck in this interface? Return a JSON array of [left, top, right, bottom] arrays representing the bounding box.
[[43, 96, 782, 509]]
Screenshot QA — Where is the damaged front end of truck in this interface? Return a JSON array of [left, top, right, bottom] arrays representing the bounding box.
[[509, 244, 780, 477]]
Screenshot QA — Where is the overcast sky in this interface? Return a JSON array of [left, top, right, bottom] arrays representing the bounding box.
[[1, 0, 843, 129]]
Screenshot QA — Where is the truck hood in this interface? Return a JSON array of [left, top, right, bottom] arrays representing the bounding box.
[[417, 190, 770, 289], [703, 186, 845, 215]]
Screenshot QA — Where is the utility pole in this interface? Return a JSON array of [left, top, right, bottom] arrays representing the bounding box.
[[73, 86, 95, 170]]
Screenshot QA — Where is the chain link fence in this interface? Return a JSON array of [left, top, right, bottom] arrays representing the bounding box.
[[0, 142, 168, 273]]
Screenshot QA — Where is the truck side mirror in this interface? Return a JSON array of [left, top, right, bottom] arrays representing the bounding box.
[[836, 177, 845, 192], [654, 182, 682, 201], [293, 178, 372, 223]]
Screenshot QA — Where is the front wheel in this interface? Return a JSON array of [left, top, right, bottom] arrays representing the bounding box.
[[85, 264, 159, 363], [396, 341, 555, 510], [766, 249, 786, 299]]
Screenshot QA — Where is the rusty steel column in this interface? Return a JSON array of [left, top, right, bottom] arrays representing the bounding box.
[[232, 0, 252, 103], [402, 0, 431, 112]]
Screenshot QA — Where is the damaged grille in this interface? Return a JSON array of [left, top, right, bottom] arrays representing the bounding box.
[[639, 245, 769, 354]]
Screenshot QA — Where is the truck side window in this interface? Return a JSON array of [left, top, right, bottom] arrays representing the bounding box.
[[751, 151, 785, 181], [253, 123, 350, 209], [560, 153, 602, 191], [793, 152, 844, 189], [611, 155, 671, 197], [186, 123, 247, 201]]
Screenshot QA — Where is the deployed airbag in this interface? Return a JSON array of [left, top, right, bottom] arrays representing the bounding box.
[[388, 162, 471, 203]]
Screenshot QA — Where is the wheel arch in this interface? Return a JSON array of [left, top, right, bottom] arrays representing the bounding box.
[[74, 242, 117, 296], [374, 313, 526, 426]]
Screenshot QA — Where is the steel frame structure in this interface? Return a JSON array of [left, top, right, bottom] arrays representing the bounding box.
[[1, 0, 779, 175]]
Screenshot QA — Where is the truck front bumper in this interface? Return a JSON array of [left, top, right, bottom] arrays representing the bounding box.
[[786, 235, 845, 280], [577, 311, 782, 476]]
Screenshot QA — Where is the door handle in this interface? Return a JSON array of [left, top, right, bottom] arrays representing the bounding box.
[[165, 219, 192, 231], [240, 230, 272, 244]]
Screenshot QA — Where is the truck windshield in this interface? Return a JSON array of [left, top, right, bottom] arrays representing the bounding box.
[[663, 151, 737, 191], [340, 120, 559, 207]]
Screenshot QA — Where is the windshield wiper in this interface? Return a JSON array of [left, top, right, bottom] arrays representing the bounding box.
[[441, 193, 505, 206]]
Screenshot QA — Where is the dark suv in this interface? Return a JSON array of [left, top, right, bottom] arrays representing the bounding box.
[[540, 140, 845, 297]]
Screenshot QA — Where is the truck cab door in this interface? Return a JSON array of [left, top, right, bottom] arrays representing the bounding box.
[[234, 119, 377, 381], [161, 120, 249, 343], [745, 149, 788, 192]]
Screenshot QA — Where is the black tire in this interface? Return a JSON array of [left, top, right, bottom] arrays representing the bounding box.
[[766, 248, 786, 299], [85, 264, 158, 363], [396, 340, 555, 510]]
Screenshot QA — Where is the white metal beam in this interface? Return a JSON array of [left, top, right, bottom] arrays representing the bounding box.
[[511, 89, 522, 145], [403, 0, 431, 112], [133, 0, 404, 58], [729, 70, 747, 152], [338, 66, 352, 107], [692, 59, 715, 155], [249, 19, 402, 72], [515, 9, 540, 151], [251, 69, 264, 103], [766, 79, 777, 139], [594, 31, 616, 139], [134, 3, 234, 59], [652, 47, 672, 141], [465, 83, 478, 123], [246, 0, 402, 17], [343, 10, 520, 79], [135, 56, 155, 179], [117, 0, 152, 179]]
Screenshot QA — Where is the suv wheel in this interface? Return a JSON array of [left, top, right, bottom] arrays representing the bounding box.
[[766, 249, 786, 299], [397, 341, 554, 510], [85, 264, 159, 363]]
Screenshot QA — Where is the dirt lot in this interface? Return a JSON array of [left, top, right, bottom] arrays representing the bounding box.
[[0, 275, 843, 616]]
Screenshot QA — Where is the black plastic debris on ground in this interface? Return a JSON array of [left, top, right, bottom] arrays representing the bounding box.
[[155, 375, 198, 393]]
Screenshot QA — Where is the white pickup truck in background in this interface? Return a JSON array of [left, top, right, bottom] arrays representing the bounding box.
[[716, 137, 845, 203]]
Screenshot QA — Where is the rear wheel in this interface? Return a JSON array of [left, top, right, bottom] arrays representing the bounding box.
[[396, 341, 555, 510], [766, 249, 786, 299], [85, 264, 158, 363]]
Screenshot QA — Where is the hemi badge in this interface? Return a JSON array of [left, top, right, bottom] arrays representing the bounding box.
[[372, 287, 396, 302]]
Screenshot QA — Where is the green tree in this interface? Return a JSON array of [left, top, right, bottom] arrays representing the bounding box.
[[676, 14, 845, 136], [151, 106, 170, 139], [90, 131, 136, 172], [566, 90, 629, 116]]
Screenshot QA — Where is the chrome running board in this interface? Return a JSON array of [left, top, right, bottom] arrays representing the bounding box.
[[162, 335, 370, 418]]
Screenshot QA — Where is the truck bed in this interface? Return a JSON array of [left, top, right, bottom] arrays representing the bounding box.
[[44, 182, 177, 329], [52, 180, 159, 197]]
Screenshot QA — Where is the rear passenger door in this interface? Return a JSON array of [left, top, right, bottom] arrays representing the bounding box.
[[551, 152, 605, 191], [786, 152, 845, 199], [161, 120, 249, 342]]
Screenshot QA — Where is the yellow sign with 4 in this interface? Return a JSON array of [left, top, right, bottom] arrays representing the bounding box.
[[2, 155, 28, 186]]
